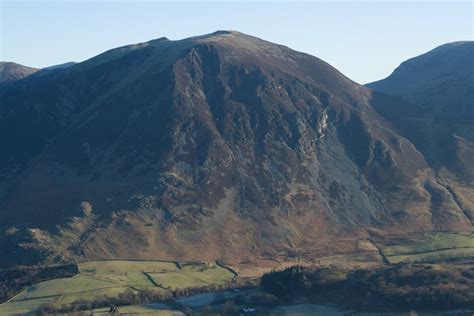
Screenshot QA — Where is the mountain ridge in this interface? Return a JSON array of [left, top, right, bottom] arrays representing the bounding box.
[[0, 62, 39, 83], [367, 41, 474, 121], [0, 31, 471, 267], [367, 40, 474, 179]]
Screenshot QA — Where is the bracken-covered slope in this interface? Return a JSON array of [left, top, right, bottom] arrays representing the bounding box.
[[0, 62, 38, 83], [0, 31, 472, 267]]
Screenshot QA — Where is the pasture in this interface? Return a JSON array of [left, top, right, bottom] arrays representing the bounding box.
[[0, 260, 235, 315], [91, 304, 185, 315], [377, 232, 474, 264], [148, 262, 234, 290]]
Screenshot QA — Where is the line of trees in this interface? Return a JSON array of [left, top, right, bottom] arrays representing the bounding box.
[[0, 264, 78, 303], [261, 264, 474, 311]]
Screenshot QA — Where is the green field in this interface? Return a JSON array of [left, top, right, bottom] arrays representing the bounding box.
[[0, 297, 52, 316], [0, 260, 235, 315], [80, 260, 178, 274], [91, 304, 185, 315], [148, 262, 234, 290], [378, 232, 474, 264], [117, 304, 184, 315]]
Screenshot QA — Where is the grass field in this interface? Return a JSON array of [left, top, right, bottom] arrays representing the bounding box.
[[80, 260, 178, 274], [2, 233, 470, 315], [0, 296, 52, 315], [387, 248, 474, 264], [0, 260, 235, 315], [91, 304, 185, 315], [148, 262, 234, 290], [377, 232, 474, 264]]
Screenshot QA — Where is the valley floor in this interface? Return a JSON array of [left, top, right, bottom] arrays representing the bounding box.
[[0, 231, 473, 315]]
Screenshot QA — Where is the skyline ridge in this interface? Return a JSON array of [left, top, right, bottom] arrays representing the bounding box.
[[2, 30, 472, 85], [2, 1, 471, 83]]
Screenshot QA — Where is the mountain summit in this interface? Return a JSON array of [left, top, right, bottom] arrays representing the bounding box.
[[0, 62, 38, 83], [0, 32, 471, 267]]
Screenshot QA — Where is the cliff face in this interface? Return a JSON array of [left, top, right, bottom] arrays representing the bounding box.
[[0, 32, 471, 266]]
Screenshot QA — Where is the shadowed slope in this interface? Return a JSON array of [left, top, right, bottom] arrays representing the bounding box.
[[368, 41, 474, 178], [0, 32, 471, 267]]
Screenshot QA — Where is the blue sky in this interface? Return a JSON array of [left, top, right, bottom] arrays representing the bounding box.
[[1, 1, 472, 83]]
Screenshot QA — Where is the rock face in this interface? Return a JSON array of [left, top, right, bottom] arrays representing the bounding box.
[[0, 62, 38, 83], [368, 41, 474, 178], [0, 32, 472, 266]]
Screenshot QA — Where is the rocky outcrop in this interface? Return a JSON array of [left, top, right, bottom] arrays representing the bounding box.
[[0, 32, 471, 266]]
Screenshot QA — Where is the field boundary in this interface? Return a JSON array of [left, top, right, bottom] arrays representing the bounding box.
[[215, 261, 238, 280], [367, 239, 390, 265], [142, 271, 166, 289]]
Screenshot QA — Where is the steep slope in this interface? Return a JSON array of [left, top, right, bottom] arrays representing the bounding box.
[[0, 62, 38, 83], [0, 32, 471, 267], [367, 41, 473, 122], [367, 42, 474, 178]]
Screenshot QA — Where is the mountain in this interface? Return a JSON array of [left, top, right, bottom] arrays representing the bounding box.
[[42, 61, 77, 71], [367, 41, 474, 178], [0, 62, 38, 83], [367, 41, 473, 122], [0, 31, 472, 267]]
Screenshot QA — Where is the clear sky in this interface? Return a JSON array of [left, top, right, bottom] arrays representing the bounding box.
[[1, 0, 472, 84]]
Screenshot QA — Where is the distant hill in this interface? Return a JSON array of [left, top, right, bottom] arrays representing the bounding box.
[[367, 42, 474, 178], [0, 62, 38, 83], [367, 41, 474, 122], [0, 32, 472, 267]]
